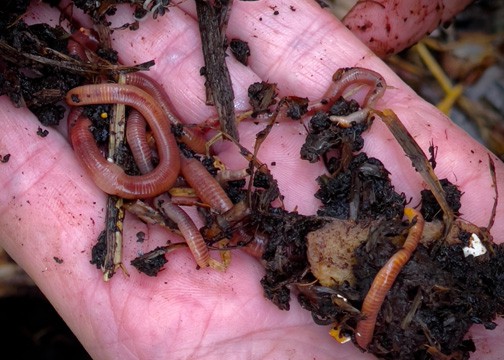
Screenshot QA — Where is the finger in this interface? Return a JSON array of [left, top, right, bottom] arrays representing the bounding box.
[[342, 0, 474, 57]]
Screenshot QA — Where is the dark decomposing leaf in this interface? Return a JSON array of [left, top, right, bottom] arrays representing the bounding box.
[[248, 81, 278, 116], [376, 109, 455, 234], [130, 246, 169, 277], [131, 243, 189, 276]]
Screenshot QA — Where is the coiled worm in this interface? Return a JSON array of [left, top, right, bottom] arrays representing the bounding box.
[[66, 83, 180, 199], [125, 72, 207, 153], [180, 155, 234, 214]]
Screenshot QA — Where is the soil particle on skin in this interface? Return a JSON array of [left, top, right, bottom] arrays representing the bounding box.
[[131, 246, 168, 276], [283, 96, 309, 120], [90, 230, 107, 269], [300, 98, 365, 163], [37, 127, 49, 137], [136, 231, 145, 243], [0, 154, 11, 163], [315, 153, 405, 221], [230, 39, 250, 66]]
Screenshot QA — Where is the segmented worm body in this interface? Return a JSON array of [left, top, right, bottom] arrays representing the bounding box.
[[67, 39, 89, 61], [355, 208, 425, 349], [180, 155, 234, 214], [67, 107, 84, 136], [124, 117, 211, 268], [125, 108, 155, 174], [156, 194, 210, 268], [125, 73, 207, 153], [66, 83, 180, 199]]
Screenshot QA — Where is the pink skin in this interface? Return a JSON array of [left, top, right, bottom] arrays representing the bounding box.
[[0, 1, 502, 359], [343, 0, 474, 58]]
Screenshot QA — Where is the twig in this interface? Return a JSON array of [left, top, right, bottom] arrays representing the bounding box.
[[102, 73, 129, 280], [195, 0, 238, 140], [487, 154, 498, 232], [375, 109, 454, 236], [0, 40, 154, 76]]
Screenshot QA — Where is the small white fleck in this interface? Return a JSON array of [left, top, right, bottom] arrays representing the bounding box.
[[336, 294, 348, 302], [338, 336, 352, 344], [463, 233, 487, 257]]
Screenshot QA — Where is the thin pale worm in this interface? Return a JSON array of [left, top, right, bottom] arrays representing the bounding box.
[[355, 208, 425, 349], [319, 67, 386, 112], [180, 155, 234, 214], [329, 108, 370, 128], [125, 73, 207, 153], [156, 194, 210, 268], [66, 83, 180, 199]]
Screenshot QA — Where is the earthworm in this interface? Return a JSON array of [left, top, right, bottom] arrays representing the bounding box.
[[227, 227, 267, 259], [66, 83, 180, 199], [355, 208, 425, 349], [125, 72, 207, 153], [180, 155, 234, 214], [156, 194, 210, 268], [69, 27, 100, 53], [67, 39, 89, 61], [240, 230, 268, 259], [215, 168, 249, 184], [245, 235, 267, 258], [66, 107, 84, 136], [322, 67, 386, 111], [329, 108, 370, 128], [125, 109, 154, 174], [125, 121, 210, 269]]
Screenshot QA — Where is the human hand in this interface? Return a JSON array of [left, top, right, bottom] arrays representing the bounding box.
[[0, 1, 502, 359]]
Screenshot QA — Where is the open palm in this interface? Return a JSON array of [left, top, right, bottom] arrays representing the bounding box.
[[0, 1, 503, 359]]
